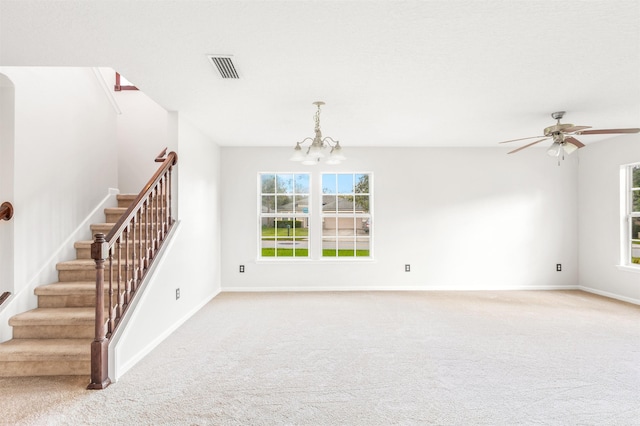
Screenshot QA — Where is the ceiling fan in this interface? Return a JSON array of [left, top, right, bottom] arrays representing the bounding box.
[[499, 111, 640, 156]]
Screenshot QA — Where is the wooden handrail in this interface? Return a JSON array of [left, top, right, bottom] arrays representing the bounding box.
[[88, 149, 178, 390], [0, 202, 13, 221], [0, 292, 10, 307]]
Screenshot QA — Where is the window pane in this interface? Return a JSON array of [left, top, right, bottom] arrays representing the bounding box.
[[276, 196, 294, 213], [261, 217, 275, 234], [294, 195, 310, 214], [322, 238, 336, 257], [323, 217, 337, 236], [633, 190, 640, 213], [632, 218, 640, 264], [337, 195, 354, 213], [337, 217, 356, 235], [358, 217, 370, 235], [276, 247, 294, 257], [322, 174, 336, 194], [262, 196, 276, 213], [633, 165, 640, 188], [261, 174, 276, 193], [354, 174, 369, 194], [276, 174, 294, 194], [294, 245, 309, 257], [323, 195, 337, 212], [336, 239, 355, 257], [355, 195, 369, 213], [295, 174, 310, 194], [261, 238, 276, 257], [356, 238, 370, 256], [337, 174, 354, 193]]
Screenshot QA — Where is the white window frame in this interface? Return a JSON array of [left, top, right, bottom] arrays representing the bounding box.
[[320, 172, 373, 259], [258, 172, 311, 260], [620, 163, 640, 271], [257, 171, 374, 262]]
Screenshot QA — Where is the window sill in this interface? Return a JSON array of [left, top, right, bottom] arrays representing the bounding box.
[[256, 258, 376, 264], [616, 264, 640, 273]]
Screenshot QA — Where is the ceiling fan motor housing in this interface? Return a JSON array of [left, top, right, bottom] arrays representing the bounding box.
[[544, 123, 574, 137]]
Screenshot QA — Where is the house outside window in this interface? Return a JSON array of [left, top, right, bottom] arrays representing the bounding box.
[[260, 173, 310, 258], [624, 163, 640, 267]]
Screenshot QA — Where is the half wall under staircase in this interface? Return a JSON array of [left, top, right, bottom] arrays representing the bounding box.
[[0, 194, 136, 377]]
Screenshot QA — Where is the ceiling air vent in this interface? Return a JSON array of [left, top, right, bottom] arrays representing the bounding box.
[[207, 55, 239, 79]]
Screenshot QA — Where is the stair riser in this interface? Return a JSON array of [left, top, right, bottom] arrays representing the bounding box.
[[58, 267, 145, 282], [59, 269, 109, 282], [38, 294, 113, 308], [91, 229, 161, 241], [12, 325, 94, 339], [76, 245, 152, 259], [0, 361, 89, 377], [117, 197, 167, 208], [105, 210, 166, 223]]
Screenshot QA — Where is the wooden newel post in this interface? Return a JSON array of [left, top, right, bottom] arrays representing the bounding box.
[[87, 233, 112, 390]]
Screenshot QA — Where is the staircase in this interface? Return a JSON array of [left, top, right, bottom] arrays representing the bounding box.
[[0, 194, 136, 377]]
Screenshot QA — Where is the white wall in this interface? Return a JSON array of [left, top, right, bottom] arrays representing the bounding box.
[[115, 86, 177, 193], [0, 67, 118, 341], [578, 135, 640, 304], [0, 74, 15, 297], [221, 146, 579, 291], [112, 115, 221, 380]]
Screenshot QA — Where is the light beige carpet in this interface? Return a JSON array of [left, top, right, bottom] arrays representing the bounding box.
[[1, 290, 639, 425]]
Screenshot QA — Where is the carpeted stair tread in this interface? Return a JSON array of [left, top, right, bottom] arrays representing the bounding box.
[[0, 339, 91, 362], [9, 308, 95, 326]]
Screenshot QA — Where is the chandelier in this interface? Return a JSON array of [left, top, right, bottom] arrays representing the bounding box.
[[290, 101, 345, 165]]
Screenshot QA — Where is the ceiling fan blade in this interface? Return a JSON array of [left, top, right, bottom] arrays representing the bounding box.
[[507, 138, 548, 154], [499, 135, 546, 144], [563, 125, 591, 133], [576, 128, 640, 135], [565, 136, 585, 148]]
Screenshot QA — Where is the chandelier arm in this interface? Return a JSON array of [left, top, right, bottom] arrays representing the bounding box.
[[321, 137, 339, 146], [295, 137, 315, 145]]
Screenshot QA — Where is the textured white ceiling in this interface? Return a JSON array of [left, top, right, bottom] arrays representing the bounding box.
[[1, 0, 639, 149]]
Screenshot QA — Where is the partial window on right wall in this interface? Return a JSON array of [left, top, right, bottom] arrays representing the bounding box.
[[623, 163, 640, 267]]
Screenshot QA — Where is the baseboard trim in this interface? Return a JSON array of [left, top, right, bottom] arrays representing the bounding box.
[[222, 285, 580, 293], [577, 286, 640, 305]]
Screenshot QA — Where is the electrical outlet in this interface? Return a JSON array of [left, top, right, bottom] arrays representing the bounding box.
[[556, 264, 562, 272], [405, 264, 411, 272], [239, 265, 245, 273], [176, 288, 180, 300]]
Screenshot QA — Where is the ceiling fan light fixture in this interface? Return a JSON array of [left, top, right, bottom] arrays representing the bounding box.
[[547, 141, 562, 157], [562, 142, 579, 155]]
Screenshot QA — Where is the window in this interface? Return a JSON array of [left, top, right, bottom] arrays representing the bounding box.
[[322, 173, 372, 257], [623, 164, 640, 266], [260, 173, 310, 258], [258, 172, 373, 260]]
